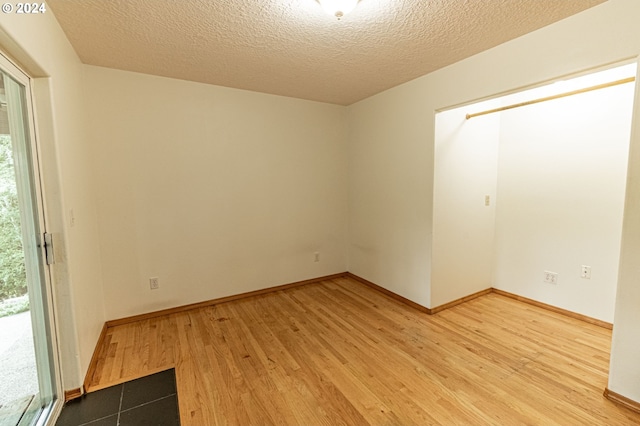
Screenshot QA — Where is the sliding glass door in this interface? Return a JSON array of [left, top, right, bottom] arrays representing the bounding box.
[[0, 55, 59, 426]]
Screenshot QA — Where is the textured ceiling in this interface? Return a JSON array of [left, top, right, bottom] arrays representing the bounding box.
[[48, 0, 605, 105]]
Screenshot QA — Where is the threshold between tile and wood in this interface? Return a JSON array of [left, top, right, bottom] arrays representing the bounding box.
[[58, 369, 179, 426], [77, 271, 621, 411]]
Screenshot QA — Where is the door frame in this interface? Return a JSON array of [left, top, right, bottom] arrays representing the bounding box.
[[0, 51, 64, 425]]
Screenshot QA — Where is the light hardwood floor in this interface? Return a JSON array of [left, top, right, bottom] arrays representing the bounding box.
[[86, 276, 640, 425]]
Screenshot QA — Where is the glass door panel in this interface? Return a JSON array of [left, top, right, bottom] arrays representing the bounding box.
[[0, 59, 58, 426]]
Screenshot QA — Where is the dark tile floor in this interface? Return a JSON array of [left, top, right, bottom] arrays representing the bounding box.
[[56, 369, 180, 426]]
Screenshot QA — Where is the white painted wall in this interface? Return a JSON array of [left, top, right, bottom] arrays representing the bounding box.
[[432, 100, 500, 306], [83, 66, 348, 320], [2, 0, 640, 406], [432, 66, 634, 318], [609, 64, 640, 403], [347, 84, 433, 306], [349, 0, 640, 309], [347, 0, 640, 402], [0, 13, 105, 390], [493, 77, 634, 323]]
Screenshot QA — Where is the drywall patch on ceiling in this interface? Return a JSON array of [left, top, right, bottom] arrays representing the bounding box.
[[48, 0, 605, 105]]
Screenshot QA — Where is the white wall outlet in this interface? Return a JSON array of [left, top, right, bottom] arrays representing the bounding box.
[[581, 265, 592, 279], [543, 271, 558, 285], [314, 252, 320, 262], [149, 277, 159, 290], [485, 195, 491, 206]]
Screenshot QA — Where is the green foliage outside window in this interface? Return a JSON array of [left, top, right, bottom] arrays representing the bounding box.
[[0, 134, 27, 302]]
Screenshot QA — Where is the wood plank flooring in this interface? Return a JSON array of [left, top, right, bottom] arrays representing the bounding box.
[[86, 276, 640, 425]]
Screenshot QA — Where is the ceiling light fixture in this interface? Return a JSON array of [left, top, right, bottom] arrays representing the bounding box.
[[318, 0, 359, 19]]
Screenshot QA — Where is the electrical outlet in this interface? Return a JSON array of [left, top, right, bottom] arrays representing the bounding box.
[[543, 271, 558, 285], [314, 252, 320, 262], [149, 277, 159, 290], [485, 195, 491, 206], [581, 265, 592, 279]]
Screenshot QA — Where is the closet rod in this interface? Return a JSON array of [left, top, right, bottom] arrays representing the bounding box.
[[465, 76, 636, 120]]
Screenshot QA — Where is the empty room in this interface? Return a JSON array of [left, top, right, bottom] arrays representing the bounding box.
[[1, 0, 640, 425]]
